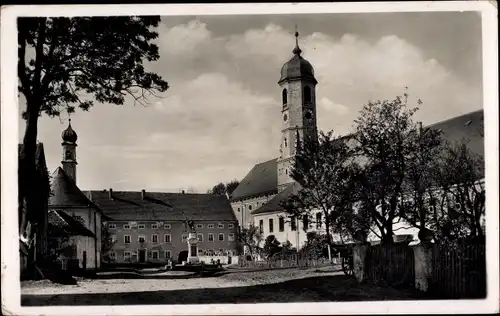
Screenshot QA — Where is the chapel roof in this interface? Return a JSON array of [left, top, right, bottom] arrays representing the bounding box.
[[48, 209, 96, 238], [86, 190, 238, 222], [230, 158, 278, 202]]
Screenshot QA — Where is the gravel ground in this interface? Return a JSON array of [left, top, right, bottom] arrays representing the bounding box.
[[21, 265, 426, 305]]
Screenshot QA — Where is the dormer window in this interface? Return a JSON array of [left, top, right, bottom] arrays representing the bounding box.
[[282, 88, 288, 105]]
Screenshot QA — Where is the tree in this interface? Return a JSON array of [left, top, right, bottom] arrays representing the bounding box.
[[235, 224, 262, 260], [430, 140, 485, 243], [263, 235, 281, 259], [282, 130, 357, 250], [207, 180, 240, 197], [299, 232, 329, 259], [18, 17, 169, 267], [352, 90, 428, 244], [101, 222, 117, 264]]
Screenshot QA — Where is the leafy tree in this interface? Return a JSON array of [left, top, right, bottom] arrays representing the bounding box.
[[207, 180, 240, 197], [299, 232, 329, 259], [18, 17, 169, 268], [235, 224, 263, 260], [282, 131, 357, 250], [101, 222, 117, 264], [352, 90, 426, 244], [430, 140, 485, 243], [263, 235, 281, 259]]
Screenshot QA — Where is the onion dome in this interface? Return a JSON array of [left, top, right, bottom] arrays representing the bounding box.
[[61, 119, 78, 143], [279, 29, 317, 84]]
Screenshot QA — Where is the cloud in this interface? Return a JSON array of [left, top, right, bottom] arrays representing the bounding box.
[[30, 18, 482, 193]]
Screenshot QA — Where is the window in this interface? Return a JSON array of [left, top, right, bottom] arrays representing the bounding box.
[[228, 223, 234, 229], [218, 223, 224, 229], [284, 138, 288, 148], [316, 213, 322, 229], [108, 224, 116, 229], [218, 233, 224, 241], [124, 251, 131, 260], [291, 217, 297, 231], [259, 220, 264, 233], [151, 224, 158, 229], [197, 234, 203, 242], [207, 224, 215, 229], [109, 252, 116, 259], [182, 234, 188, 242], [138, 224, 145, 229], [198, 249, 204, 254], [269, 218, 274, 233], [303, 86, 311, 103], [124, 235, 131, 244], [248, 205, 253, 211], [279, 217, 285, 232], [138, 235, 146, 243], [152, 234, 159, 243], [123, 224, 131, 229], [65, 150, 72, 160], [228, 233, 235, 241], [152, 251, 159, 259], [237, 208, 240, 212], [196, 224, 204, 229], [208, 233, 214, 242], [282, 88, 287, 105], [164, 234, 171, 243], [164, 224, 171, 229], [111, 235, 117, 243], [165, 250, 171, 259], [303, 215, 309, 231]]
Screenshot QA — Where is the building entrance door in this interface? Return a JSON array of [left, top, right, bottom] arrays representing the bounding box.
[[138, 249, 146, 263]]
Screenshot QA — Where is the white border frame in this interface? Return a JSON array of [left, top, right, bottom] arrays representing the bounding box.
[[1, 2, 498, 315]]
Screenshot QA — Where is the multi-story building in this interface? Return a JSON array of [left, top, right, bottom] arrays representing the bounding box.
[[230, 29, 485, 250], [86, 189, 239, 264]]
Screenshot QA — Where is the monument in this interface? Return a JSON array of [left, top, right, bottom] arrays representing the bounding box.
[[186, 233, 200, 264]]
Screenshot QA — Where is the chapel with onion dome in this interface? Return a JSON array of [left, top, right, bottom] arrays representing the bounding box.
[[61, 119, 78, 183]]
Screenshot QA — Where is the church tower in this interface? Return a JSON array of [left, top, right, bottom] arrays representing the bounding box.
[[277, 28, 318, 192], [61, 119, 78, 183]]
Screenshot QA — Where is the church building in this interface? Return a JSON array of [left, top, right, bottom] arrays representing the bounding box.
[[229, 30, 485, 250]]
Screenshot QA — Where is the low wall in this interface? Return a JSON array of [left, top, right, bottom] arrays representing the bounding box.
[[198, 255, 239, 265]]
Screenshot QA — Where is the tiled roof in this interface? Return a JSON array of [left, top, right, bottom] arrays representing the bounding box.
[[230, 158, 278, 201], [48, 209, 96, 237], [86, 190, 238, 222], [237, 109, 484, 215], [251, 182, 302, 215], [49, 167, 104, 214]]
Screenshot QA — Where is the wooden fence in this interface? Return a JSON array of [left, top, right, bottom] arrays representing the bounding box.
[[238, 253, 331, 270], [431, 243, 486, 299], [365, 243, 415, 288]]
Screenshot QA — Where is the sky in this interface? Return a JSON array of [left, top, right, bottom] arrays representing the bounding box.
[[18, 11, 483, 193]]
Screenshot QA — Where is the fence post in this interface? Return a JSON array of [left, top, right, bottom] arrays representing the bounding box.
[[353, 243, 370, 283], [413, 241, 434, 293]]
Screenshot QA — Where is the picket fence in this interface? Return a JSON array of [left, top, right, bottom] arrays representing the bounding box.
[[431, 243, 486, 299], [238, 253, 330, 270], [365, 243, 415, 288]]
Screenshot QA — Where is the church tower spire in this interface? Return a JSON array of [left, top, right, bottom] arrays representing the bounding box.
[[277, 26, 318, 192], [61, 118, 78, 183]]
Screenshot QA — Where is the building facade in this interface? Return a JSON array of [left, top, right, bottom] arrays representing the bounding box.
[[230, 29, 485, 250], [48, 122, 105, 271], [87, 189, 239, 264]]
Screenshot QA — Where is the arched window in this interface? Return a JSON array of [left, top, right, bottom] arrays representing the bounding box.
[[303, 86, 311, 103], [284, 138, 288, 148], [65, 150, 72, 160], [282, 89, 288, 105]]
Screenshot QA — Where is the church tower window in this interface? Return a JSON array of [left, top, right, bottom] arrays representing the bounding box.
[[304, 86, 312, 103], [282, 89, 288, 105], [284, 138, 287, 148], [65, 150, 72, 160]]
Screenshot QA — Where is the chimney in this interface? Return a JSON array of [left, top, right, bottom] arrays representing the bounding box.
[[109, 188, 113, 200], [141, 189, 146, 200]]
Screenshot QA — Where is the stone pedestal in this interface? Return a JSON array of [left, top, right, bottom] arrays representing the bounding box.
[[413, 243, 434, 292], [187, 233, 199, 264], [353, 243, 370, 283]]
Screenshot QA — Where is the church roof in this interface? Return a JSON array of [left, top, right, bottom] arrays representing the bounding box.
[[48, 209, 96, 238], [278, 30, 317, 85], [230, 158, 278, 202], [87, 190, 238, 222], [251, 182, 302, 215], [49, 167, 104, 214], [232, 109, 484, 214]]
